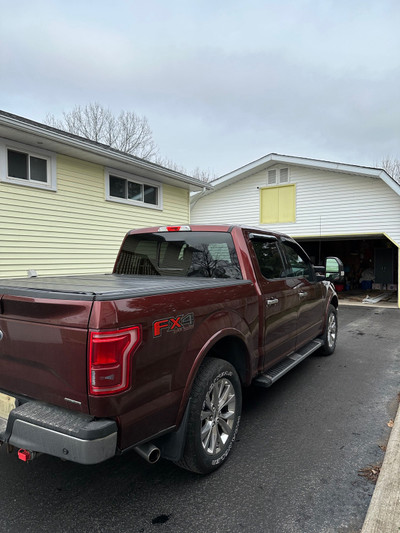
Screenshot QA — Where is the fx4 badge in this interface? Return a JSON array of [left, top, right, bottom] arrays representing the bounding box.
[[153, 313, 194, 338]]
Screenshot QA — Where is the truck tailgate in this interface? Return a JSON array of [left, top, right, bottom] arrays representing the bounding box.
[[0, 294, 92, 413]]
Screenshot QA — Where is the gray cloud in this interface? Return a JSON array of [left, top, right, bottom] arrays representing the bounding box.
[[1, 0, 400, 174]]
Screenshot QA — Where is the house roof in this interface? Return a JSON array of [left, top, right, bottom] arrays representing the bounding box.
[[0, 110, 211, 192], [192, 153, 400, 203]]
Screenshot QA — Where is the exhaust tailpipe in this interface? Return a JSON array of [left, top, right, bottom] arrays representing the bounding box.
[[134, 442, 161, 464]]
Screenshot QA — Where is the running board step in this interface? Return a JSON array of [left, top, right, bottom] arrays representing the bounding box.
[[254, 339, 324, 388]]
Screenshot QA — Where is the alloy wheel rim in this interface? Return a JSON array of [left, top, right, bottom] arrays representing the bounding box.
[[200, 377, 236, 455], [327, 314, 337, 348]]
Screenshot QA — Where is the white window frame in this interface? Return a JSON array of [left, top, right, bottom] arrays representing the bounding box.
[[105, 168, 163, 210], [266, 166, 290, 186], [0, 138, 57, 191], [278, 167, 289, 184]]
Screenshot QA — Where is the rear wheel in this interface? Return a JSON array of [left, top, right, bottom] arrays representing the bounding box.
[[319, 304, 338, 356], [176, 357, 242, 474]]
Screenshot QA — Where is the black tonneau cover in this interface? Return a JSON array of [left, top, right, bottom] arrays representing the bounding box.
[[0, 274, 252, 301]]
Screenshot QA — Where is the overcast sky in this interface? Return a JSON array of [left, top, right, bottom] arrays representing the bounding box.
[[1, 0, 400, 176]]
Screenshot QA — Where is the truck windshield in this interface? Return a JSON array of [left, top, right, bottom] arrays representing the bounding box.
[[114, 231, 242, 279]]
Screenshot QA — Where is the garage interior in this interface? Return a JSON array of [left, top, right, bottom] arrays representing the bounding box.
[[297, 235, 399, 306]]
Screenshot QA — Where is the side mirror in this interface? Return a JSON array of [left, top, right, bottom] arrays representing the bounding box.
[[325, 257, 345, 283]]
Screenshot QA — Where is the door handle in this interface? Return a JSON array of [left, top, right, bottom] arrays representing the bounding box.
[[298, 292, 307, 298], [266, 298, 279, 307]]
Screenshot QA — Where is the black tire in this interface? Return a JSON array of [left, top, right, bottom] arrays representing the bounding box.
[[319, 304, 338, 356], [175, 357, 242, 474]]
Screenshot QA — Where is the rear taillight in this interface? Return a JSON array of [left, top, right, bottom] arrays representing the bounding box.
[[89, 326, 141, 395]]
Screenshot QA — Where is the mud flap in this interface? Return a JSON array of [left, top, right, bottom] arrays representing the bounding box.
[[156, 399, 191, 462]]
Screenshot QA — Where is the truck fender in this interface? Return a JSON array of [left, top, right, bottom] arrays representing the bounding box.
[[175, 309, 255, 426], [322, 281, 339, 332]]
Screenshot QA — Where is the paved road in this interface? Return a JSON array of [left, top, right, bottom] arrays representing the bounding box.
[[0, 306, 399, 533]]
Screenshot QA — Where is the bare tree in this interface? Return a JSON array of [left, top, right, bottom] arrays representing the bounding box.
[[45, 103, 158, 160], [379, 157, 400, 182], [191, 166, 216, 183], [45, 102, 215, 181], [153, 157, 216, 183]]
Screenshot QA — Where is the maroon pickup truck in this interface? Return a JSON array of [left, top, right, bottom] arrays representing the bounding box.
[[0, 225, 343, 473]]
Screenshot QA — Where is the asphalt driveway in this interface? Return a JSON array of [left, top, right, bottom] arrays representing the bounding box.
[[0, 305, 399, 533]]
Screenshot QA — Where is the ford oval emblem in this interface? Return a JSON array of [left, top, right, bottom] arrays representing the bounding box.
[[0, 330, 3, 341]]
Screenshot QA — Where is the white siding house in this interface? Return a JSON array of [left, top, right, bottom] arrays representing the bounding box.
[[191, 154, 400, 308]]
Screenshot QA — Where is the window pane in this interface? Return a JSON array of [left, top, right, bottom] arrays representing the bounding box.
[[144, 184, 158, 205], [208, 243, 231, 261], [281, 241, 314, 281], [8, 150, 28, 179], [110, 176, 126, 198], [267, 169, 277, 184], [252, 239, 285, 279], [128, 181, 143, 201], [279, 168, 289, 183], [30, 156, 47, 182], [135, 240, 158, 261], [116, 232, 242, 279]]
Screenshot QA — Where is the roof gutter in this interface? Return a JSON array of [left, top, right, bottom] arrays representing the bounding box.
[[0, 111, 212, 191]]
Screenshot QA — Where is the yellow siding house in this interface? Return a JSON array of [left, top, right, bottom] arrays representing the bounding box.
[[0, 111, 208, 278]]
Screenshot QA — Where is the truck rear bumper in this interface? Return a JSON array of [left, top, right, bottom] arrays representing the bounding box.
[[2, 400, 117, 465]]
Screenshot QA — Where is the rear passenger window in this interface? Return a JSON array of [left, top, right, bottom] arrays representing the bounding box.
[[251, 240, 285, 279]]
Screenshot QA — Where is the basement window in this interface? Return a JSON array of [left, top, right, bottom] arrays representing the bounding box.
[[106, 169, 162, 209]]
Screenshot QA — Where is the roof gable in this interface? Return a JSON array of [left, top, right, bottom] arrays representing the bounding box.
[[201, 153, 400, 197]]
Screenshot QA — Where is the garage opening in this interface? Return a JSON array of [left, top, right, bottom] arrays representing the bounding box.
[[296, 234, 398, 307]]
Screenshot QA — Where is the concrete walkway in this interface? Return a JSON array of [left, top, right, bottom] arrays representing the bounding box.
[[361, 401, 400, 532]]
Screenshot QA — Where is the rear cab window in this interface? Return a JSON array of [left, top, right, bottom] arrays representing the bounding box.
[[114, 231, 242, 279]]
